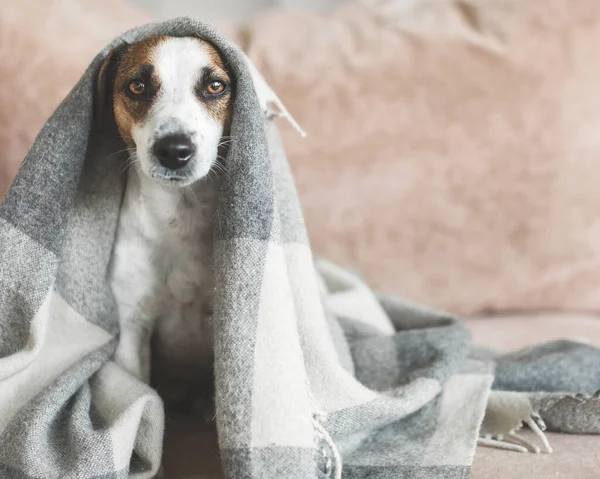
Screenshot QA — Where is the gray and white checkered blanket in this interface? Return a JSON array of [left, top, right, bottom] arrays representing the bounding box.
[[1, 18, 600, 479]]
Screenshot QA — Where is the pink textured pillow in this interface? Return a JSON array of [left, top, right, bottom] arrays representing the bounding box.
[[242, 0, 600, 315], [0, 0, 149, 199]]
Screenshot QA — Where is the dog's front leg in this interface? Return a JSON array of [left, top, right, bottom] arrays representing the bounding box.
[[113, 303, 155, 383]]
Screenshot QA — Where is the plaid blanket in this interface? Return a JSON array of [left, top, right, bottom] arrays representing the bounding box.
[[1, 18, 599, 479]]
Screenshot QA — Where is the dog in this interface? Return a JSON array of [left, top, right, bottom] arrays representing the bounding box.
[[97, 35, 234, 411]]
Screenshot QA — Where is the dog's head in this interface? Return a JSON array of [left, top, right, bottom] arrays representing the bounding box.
[[97, 36, 233, 187]]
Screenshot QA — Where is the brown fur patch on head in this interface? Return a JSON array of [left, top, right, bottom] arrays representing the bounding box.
[[112, 36, 167, 146], [193, 38, 234, 132]]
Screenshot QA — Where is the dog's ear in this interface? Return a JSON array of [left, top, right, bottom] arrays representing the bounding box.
[[95, 43, 129, 126]]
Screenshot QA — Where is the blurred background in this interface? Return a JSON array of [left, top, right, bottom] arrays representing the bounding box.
[[129, 0, 348, 24], [2, 1, 600, 475]]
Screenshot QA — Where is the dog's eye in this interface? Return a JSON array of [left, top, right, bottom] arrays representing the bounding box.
[[128, 80, 145, 96], [206, 81, 226, 95]]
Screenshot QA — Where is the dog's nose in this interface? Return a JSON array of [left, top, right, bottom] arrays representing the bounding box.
[[153, 134, 196, 170]]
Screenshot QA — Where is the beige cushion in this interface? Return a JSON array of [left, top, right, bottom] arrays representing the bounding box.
[[242, 0, 600, 315]]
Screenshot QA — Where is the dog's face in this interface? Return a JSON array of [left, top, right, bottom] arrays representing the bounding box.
[[98, 36, 233, 187]]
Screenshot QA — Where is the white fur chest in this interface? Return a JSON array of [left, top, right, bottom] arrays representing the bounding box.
[[108, 170, 218, 392]]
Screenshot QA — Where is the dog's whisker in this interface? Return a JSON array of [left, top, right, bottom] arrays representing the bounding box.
[[118, 153, 138, 176], [211, 165, 224, 178], [206, 168, 219, 187], [185, 185, 200, 204], [214, 157, 230, 176], [117, 162, 131, 177], [213, 165, 227, 177], [107, 147, 136, 159]]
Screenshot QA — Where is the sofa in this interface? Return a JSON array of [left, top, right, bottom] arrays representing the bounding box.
[[1, 0, 599, 477]]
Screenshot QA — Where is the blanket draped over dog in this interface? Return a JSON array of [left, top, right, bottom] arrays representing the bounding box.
[[1, 18, 600, 479]]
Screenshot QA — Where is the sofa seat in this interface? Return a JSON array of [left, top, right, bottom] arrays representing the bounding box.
[[468, 312, 600, 479]]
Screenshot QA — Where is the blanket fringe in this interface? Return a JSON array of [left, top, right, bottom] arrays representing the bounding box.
[[241, 51, 307, 138], [479, 391, 552, 454], [481, 388, 600, 452], [265, 103, 307, 138], [313, 413, 342, 479]]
